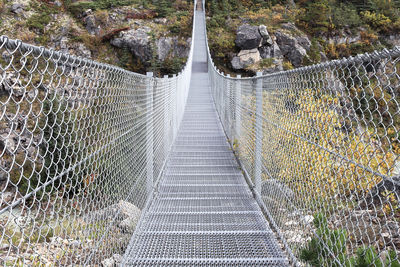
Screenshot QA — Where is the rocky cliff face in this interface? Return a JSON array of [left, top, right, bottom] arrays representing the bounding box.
[[229, 23, 323, 74]]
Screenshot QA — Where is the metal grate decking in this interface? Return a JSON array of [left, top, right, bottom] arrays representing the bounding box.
[[121, 7, 288, 266]]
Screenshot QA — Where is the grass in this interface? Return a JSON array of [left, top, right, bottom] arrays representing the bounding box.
[[66, 0, 137, 16]]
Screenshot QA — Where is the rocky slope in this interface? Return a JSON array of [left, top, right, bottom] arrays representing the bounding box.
[[0, 0, 193, 76], [206, 0, 400, 76]]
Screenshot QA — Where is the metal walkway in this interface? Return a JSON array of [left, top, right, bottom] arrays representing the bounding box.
[[121, 8, 288, 266]]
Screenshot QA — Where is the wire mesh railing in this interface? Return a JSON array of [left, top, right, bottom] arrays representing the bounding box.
[[0, 3, 194, 264], [204, 4, 400, 265]]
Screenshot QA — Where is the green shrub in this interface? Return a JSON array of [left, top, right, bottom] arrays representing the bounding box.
[[297, 0, 333, 35], [301, 213, 400, 267], [361, 11, 392, 32], [331, 3, 361, 29]]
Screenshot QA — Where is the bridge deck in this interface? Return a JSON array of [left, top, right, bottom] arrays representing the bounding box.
[[122, 8, 288, 266]]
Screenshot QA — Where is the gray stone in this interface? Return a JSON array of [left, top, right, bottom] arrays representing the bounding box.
[[296, 36, 311, 51], [231, 48, 261, 70], [1, 73, 24, 97], [157, 37, 173, 61], [84, 15, 100, 35], [2, 192, 14, 204], [281, 22, 298, 32], [275, 31, 307, 67], [74, 43, 92, 58], [1, 243, 10, 250], [0, 169, 7, 182], [111, 27, 152, 63], [261, 179, 294, 200], [101, 258, 115, 267], [261, 58, 283, 74], [1, 51, 11, 62], [90, 200, 141, 223], [53, 0, 62, 7], [1, 134, 17, 153], [258, 25, 273, 46], [70, 240, 81, 248], [113, 254, 122, 264], [258, 42, 282, 59], [11, 3, 24, 14], [154, 18, 167, 24], [235, 24, 262, 50]]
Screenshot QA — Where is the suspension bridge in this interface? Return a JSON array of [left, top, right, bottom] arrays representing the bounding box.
[[1, 0, 400, 266]]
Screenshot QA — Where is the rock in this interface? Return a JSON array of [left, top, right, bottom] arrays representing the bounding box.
[[261, 179, 294, 200], [281, 22, 298, 32], [118, 215, 139, 233], [1, 243, 10, 250], [231, 48, 261, 70], [70, 240, 81, 248], [258, 42, 282, 59], [101, 257, 115, 267], [261, 58, 283, 74], [84, 15, 100, 35], [1, 73, 24, 97], [0, 169, 7, 182], [259, 25, 273, 46], [74, 43, 92, 58], [154, 18, 167, 24], [275, 31, 308, 67], [157, 37, 173, 61], [384, 34, 400, 47], [2, 191, 14, 204], [0, 134, 16, 153], [113, 254, 122, 264], [111, 27, 152, 63], [235, 24, 262, 50], [303, 215, 314, 224], [11, 3, 24, 14], [1, 51, 11, 62], [53, 0, 62, 7], [296, 36, 311, 51], [90, 200, 141, 223]]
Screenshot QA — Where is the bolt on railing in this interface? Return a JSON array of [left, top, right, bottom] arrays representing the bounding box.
[[204, 2, 400, 265], [0, 1, 194, 264]]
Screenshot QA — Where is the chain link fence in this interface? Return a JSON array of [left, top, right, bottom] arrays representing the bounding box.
[[205, 4, 400, 264], [0, 8, 193, 264]]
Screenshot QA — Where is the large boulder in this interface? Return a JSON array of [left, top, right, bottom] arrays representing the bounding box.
[[156, 37, 173, 61], [89, 200, 141, 233], [275, 31, 308, 67], [235, 24, 262, 50], [231, 48, 261, 70], [156, 37, 190, 61], [111, 26, 152, 63]]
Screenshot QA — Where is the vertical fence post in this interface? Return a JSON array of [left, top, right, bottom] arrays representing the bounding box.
[[254, 72, 263, 194], [235, 75, 241, 145], [226, 74, 231, 137], [164, 75, 170, 159], [146, 72, 154, 197], [172, 74, 177, 138], [221, 72, 225, 126]]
